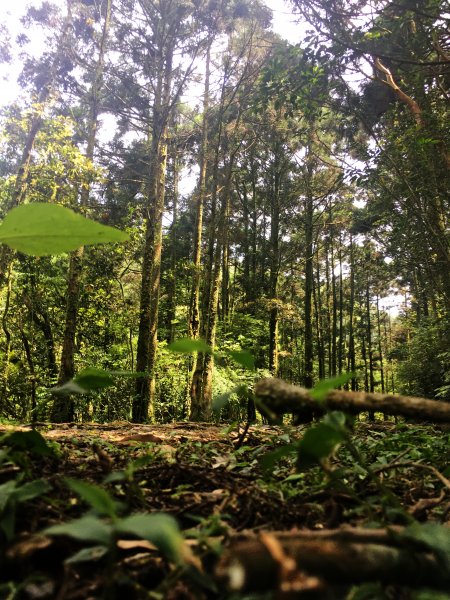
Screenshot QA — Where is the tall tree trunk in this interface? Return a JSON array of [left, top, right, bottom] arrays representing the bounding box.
[[167, 133, 179, 344], [0, 265, 13, 411], [134, 42, 173, 422], [376, 295, 385, 394], [365, 267, 375, 421], [221, 191, 231, 325], [188, 41, 210, 340], [325, 239, 332, 377], [20, 329, 36, 423], [330, 227, 337, 377], [314, 250, 325, 380], [268, 149, 281, 377], [303, 180, 314, 389], [51, 0, 112, 422], [347, 235, 357, 391], [338, 231, 344, 375]]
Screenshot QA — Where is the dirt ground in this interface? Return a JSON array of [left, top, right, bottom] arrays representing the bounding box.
[[0, 421, 449, 599]]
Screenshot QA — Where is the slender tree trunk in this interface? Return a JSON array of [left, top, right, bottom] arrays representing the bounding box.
[[314, 251, 325, 380], [365, 270, 375, 421], [338, 231, 344, 375], [325, 239, 332, 377], [240, 180, 252, 304], [188, 41, 210, 340], [268, 164, 280, 377], [134, 42, 173, 422], [167, 134, 179, 344], [20, 329, 36, 423], [376, 295, 385, 394], [303, 177, 314, 389], [250, 159, 258, 302], [0, 265, 13, 411], [51, 0, 112, 422], [221, 191, 231, 325], [347, 235, 357, 391], [330, 229, 337, 377]]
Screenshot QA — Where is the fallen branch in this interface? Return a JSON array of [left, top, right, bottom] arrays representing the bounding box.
[[216, 527, 450, 593], [254, 378, 450, 422]]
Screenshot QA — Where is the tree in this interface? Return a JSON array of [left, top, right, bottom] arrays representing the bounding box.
[[52, 0, 113, 423]]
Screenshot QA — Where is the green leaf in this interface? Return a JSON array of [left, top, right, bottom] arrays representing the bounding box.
[[212, 386, 240, 414], [168, 338, 212, 354], [116, 513, 184, 563], [13, 479, 51, 503], [225, 350, 255, 370], [0, 430, 54, 456], [51, 380, 91, 395], [0, 481, 17, 512], [52, 368, 149, 395], [66, 479, 118, 519], [73, 367, 115, 391], [45, 515, 112, 545], [296, 417, 347, 470], [310, 373, 356, 401], [260, 444, 298, 472], [66, 545, 109, 564], [0, 203, 128, 256], [402, 523, 450, 571]]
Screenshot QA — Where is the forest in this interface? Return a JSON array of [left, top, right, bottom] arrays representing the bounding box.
[[0, 0, 449, 599]]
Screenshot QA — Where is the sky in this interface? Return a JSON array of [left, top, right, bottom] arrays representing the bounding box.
[[0, 0, 301, 108]]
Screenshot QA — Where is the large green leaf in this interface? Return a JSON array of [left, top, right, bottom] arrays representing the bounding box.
[[45, 515, 112, 545], [0, 481, 17, 512], [168, 338, 212, 354], [13, 479, 51, 504], [73, 367, 115, 391], [0, 429, 54, 456], [52, 367, 149, 395], [310, 373, 356, 402], [66, 479, 118, 519], [296, 413, 347, 470], [225, 350, 255, 370], [0, 203, 128, 256], [401, 523, 450, 571], [116, 513, 184, 564]]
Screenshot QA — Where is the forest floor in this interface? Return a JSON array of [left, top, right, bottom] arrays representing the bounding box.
[[0, 420, 449, 599]]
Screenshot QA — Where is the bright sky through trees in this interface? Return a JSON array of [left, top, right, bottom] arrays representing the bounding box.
[[0, 0, 300, 109]]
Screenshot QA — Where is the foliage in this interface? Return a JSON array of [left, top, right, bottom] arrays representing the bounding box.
[[45, 480, 185, 565], [0, 203, 129, 256]]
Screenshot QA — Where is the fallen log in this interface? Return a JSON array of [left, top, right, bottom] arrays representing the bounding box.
[[215, 527, 450, 594], [254, 378, 450, 422]]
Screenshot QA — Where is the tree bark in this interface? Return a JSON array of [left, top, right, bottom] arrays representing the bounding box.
[[51, 0, 112, 422], [188, 41, 211, 340], [134, 40, 173, 422]]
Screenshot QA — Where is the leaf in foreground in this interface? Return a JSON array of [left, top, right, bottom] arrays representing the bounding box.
[[225, 350, 255, 370], [52, 367, 149, 395], [45, 515, 112, 545], [168, 338, 212, 354], [66, 479, 118, 519], [296, 414, 347, 470], [401, 522, 450, 571], [0, 203, 128, 256], [116, 513, 184, 563], [0, 429, 54, 456], [310, 372, 356, 401]]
